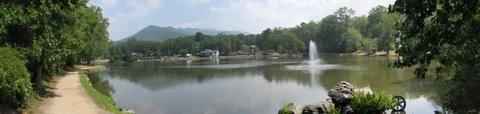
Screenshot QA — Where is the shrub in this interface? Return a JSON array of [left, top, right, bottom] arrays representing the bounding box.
[[278, 103, 294, 114], [0, 47, 33, 108], [327, 106, 341, 114], [351, 90, 396, 113]]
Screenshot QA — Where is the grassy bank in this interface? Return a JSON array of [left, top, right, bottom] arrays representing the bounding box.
[[79, 74, 125, 114]]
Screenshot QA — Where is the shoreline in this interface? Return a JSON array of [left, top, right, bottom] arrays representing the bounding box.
[[77, 65, 131, 113], [30, 65, 125, 114], [112, 51, 397, 63], [125, 54, 305, 63]]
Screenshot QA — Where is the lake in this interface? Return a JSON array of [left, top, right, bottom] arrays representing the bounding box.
[[89, 56, 445, 114]]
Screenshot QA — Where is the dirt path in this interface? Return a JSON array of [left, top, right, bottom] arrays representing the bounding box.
[[37, 69, 111, 114]]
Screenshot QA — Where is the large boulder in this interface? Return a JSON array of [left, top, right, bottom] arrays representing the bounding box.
[[302, 99, 333, 114], [327, 81, 354, 104], [340, 105, 353, 114], [302, 105, 319, 114], [327, 81, 354, 114]]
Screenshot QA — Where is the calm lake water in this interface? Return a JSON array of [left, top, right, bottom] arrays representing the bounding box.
[[90, 56, 446, 114]]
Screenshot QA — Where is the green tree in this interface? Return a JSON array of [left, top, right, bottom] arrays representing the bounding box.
[[272, 31, 305, 54], [258, 28, 273, 51], [343, 27, 366, 53], [0, 0, 109, 93], [352, 16, 369, 36], [195, 32, 205, 42], [314, 7, 360, 53], [366, 6, 401, 53], [315, 15, 347, 53], [77, 6, 110, 64], [391, 0, 480, 111]]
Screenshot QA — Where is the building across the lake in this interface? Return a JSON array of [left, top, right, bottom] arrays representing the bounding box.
[[199, 49, 219, 57]]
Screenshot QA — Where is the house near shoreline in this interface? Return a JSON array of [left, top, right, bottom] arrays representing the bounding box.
[[199, 49, 219, 57]]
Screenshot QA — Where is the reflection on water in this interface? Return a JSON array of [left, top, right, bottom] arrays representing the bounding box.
[[284, 64, 362, 71], [180, 61, 268, 69], [88, 56, 475, 114], [85, 73, 115, 97]]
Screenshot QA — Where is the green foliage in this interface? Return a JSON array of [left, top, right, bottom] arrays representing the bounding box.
[[258, 28, 305, 53], [356, 37, 376, 54], [77, 6, 110, 64], [278, 103, 294, 114], [312, 7, 400, 53], [0, 47, 33, 108], [80, 74, 124, 114], [350, 91, 396, 113], [343, 27, 364, 52], [327, 106, 341, 114], [352, 16, 369, 36], [367, 6, 400, 52], [315, 14, 351, 53], [391, 0, 480, 111], [0, 0, 110, 94]]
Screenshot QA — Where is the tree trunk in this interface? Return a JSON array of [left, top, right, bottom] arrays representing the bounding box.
[[31, 60, 44, 93]]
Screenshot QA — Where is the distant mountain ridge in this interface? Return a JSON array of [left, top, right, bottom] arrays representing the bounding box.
[[120, 25, 248, 42]]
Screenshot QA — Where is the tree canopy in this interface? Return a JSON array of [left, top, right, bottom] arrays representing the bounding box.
[[391, 0, 480, 111], [0, 0, 110, 102]]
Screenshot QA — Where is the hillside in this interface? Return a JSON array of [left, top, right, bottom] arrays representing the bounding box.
[[121, 25, 248, 42]]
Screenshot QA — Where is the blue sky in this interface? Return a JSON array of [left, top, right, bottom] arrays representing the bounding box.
[[88, 0, 395, 40]]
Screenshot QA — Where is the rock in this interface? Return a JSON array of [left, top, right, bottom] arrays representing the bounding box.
[[289, 103, 302, 114], [302, 105, 319, 114], [327, 90, 353, 104], [123, 108, 135, 113], [327, 81, 355, 114], [341, 105, 353, 114], [301, 99, 333, 114], [328, 81, 354, 104]]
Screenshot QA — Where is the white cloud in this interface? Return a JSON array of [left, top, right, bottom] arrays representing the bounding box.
[[208, 0, 395, 34], [95, 0, 118, 8], [177, 21, 207, 28], [180, 0, 210, 5], [125, 0, 162, 19], [147, 0, 162, 8], [89, 0, 163, 40]]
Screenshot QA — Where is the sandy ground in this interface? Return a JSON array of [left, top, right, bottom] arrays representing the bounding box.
[[36, 68, 110, 114]]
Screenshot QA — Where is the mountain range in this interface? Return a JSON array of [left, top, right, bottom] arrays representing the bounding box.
[[120, 25, 248, 42]]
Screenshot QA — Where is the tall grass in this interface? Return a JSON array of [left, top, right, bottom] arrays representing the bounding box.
[[327, 106, 341, 114], [278, 103, 294, 114], [79, 74, 126, 114], [350, 90, 396, 113]]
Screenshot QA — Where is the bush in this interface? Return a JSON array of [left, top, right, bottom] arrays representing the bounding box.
[[351, 91, 396, 113], [327, 106, 341, 114], [0, 47, 33, 108], [278, 103, 294, 114]]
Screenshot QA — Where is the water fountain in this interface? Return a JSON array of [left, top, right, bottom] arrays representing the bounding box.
[[308, 40, 323, 66], [308, 40, 323, 87], [284, 40, 341, 71]]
